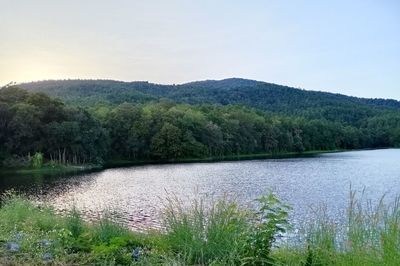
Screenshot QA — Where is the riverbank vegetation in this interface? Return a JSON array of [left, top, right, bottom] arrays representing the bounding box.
[[0, 191, 399, 265], [1, 85, 400, 170]]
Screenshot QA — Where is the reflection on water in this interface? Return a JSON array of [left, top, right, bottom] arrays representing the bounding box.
[[1, 149, 399, 231]]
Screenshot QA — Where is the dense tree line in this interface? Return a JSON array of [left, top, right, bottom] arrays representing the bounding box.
[[21, 79, 400, 126], [0, 86, 399, 167], [0, 87, 108, 166]]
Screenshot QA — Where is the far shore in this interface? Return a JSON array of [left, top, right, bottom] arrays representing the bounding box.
[[1, 148, 394, 176]]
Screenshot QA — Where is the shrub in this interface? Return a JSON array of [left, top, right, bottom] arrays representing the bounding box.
[[243, 192, 291, 265], [31, 152, 43, 169]]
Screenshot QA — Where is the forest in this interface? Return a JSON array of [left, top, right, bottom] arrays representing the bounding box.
[[20, 79, 400, 125], [1, 82, 400, 168]]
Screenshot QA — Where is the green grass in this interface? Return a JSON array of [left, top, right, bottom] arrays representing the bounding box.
[[162, 196, 250, 264], [273, 190, 400, 266], [0, 190, 399, 265]]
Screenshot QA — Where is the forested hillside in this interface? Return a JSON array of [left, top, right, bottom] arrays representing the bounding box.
[[1, 82, 400, 168], [21, 78, 400, 126]]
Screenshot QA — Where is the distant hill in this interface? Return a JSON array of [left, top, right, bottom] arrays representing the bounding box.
[[19, 78, 400, 125]]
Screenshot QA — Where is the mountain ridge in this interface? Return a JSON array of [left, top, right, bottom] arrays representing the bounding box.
[[18, 77, 400, 103], [15, 78, 400, 127]]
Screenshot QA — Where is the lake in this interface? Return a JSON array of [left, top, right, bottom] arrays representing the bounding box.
[[1, 149, 399, 231]]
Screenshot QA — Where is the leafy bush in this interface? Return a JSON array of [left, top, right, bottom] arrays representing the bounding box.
[[243, 193, 291, 265], [31, 152, 43, 168]]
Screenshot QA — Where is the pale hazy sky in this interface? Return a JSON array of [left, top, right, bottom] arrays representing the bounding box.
[[0, 0, 399, 99]]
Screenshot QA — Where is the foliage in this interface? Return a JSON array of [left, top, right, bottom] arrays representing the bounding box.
[[274, 191, 400, 266], [19, 79, 400, 118], [31, 152, 43, 169], [1, 191, 400, 265], [1, 155, 30, 168], [163, 196, 250, 264], [243, 193, 291, 265], [1, 84, 400, 168], [66, 206, 84, 238], [151, 122, 184, 159], [0, 86, 109, 167]]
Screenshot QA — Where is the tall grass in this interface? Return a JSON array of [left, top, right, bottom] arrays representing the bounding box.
[[0, 190, 399, 265], [274, 190, 400, 266], [66, 206, 84, 238], [163, 196, 250, 264], [163, 193, 291, 265]]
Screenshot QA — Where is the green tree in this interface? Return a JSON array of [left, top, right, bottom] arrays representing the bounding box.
[[151, 122, 183, 159], [106, 103, 141, 159]]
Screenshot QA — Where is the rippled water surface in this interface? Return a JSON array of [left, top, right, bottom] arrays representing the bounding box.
[[1, 149, 399, 230]]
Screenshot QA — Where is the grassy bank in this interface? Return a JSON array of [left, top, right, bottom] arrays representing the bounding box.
[[2, 148, 370, 175], [0, 191, 399, 265], [0, 164, 102, 176], [1, 150, 337, 175]]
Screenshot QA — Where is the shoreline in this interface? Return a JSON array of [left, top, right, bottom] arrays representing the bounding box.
[[0, 164, 102, 176], [103, 149, 344, 168], [0, 190, 398, 265], [0, 148, 392, 176]]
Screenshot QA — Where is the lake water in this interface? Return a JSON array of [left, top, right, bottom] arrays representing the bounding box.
[[1, 149, 399, 231]]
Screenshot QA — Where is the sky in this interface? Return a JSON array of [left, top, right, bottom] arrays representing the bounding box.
[[0, 0, 399, 99]]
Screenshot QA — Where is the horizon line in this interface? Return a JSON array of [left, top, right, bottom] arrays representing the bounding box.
[[2, 77, 399, 101]]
